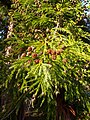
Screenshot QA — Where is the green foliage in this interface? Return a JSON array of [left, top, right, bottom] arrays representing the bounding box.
[[0, 0, 90, 120]]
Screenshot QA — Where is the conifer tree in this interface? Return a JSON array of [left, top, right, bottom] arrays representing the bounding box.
[[0, 0, 90, 120]]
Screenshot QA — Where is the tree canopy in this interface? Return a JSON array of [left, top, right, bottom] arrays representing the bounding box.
[[0, 0, 90, 120]]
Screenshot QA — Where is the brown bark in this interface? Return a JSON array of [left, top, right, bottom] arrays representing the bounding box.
[[55, 87, 76, 120], [56, 87, 65, 120]]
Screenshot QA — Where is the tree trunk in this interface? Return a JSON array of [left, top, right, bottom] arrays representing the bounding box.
[[55, 87, 65, 120]]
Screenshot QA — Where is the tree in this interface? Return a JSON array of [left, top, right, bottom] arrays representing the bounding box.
[[0, 0, 90, 120]]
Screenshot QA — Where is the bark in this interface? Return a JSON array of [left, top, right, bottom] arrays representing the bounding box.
[[56, 87, 65, 120], [55, 87, 76, 120]]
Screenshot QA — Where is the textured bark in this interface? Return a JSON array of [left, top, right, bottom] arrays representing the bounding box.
[[55, 87, 76, 120]]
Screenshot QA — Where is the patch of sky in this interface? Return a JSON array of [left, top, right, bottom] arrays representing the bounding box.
[[0, 30, 4, 40], [81, 0, 90, 17], [81, 0, 90, 31]]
